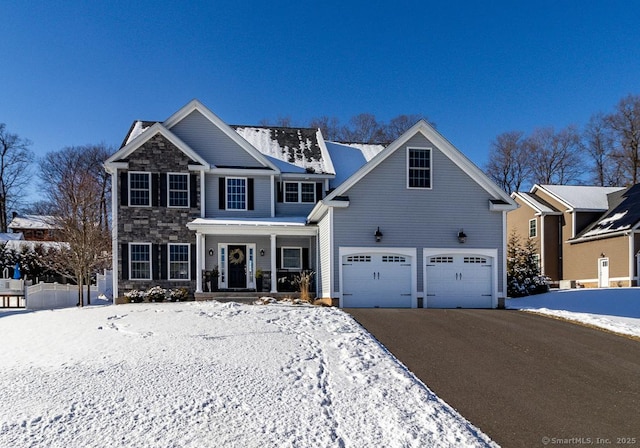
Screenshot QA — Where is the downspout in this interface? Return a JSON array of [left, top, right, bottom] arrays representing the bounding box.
[[629, 231, 635, 286], [540, 214, 545, 275], [110, 169, 119, 304], [501, 210, 508, 301]]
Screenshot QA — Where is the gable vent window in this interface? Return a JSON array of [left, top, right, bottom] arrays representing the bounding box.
[[407, 147, 431, 189], [168, 173, 189, 208], [129, 172, 151, 206]]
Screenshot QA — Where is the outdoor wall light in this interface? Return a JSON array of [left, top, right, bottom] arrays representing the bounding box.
[[260, 249, 265, 256], [208, 249, 215, 257], [375, 227, 383, 243], [457, 229, 467, 244]]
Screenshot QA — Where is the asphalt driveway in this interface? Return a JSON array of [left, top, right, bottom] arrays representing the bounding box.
[[346, 309, 640, 448]]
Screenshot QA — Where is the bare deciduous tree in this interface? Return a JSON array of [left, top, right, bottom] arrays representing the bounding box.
[[583, 113, 621, 186], [526, 126, 584, 185], [38, 145, 112, 306], [485, 131, 530, 193], [0, 124, 33, 232], [606, 94, 640, 185]]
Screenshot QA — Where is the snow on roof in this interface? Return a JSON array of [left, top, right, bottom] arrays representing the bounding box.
[[123, 120, 156, 146], [2, 239, 67, 252], [325, 141, 386, 187], [190, 216, 308, 226], [539, 185, 624, 211], [233, 126, 331, 174], [0, 232, 24, 242], [578, 184, 640, 239], [8, 215, 57, 230]]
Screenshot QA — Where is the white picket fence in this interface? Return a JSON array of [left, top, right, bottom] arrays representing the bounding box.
[[24, 270, 113, 310]]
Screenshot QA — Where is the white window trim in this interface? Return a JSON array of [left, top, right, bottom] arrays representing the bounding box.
[[529, 218, 537, 238], [281, 246, 302, 270], [226, 177, 248, 211], [129, 242, 152, 280], [167, 172, 190, 209], [168, 243, 191, 281], [128, 171, 152, 207], [283, 181, 316, 204], [406, 147, 432, 190]]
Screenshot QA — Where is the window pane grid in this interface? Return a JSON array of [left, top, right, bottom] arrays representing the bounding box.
[[169, 174, 189, 207], [285, 183, 299, 202], [282, 248, 302, 269], [408, 149, 431, 188], [130, 244, 150, 279], [301, 183, 315, 203], [169, 244, 190, 280], [227, 178, 246, 210], [130, 173, 150, 206]]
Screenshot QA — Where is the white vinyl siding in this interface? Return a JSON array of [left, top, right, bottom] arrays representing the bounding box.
[[129, 172, 151, 206], [168, 173, 189, 208], [129, 243, 152, 280]]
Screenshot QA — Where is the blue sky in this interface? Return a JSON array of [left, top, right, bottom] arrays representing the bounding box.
[[2, 1, 640, 182]]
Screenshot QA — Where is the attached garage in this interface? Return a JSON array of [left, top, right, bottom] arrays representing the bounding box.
[[340, 248, 416, 308], [424, 249, 497, 308]]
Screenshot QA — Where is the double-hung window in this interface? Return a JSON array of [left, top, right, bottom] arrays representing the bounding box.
[[168, 173, 189, 208], [529, 219, 537, 238], [282, 247, 302, 269], [284, 182, 316, 203], [407, 147, 431, 189], [130, 243, 151, 280], [169, 244, 190, 280], [129, 172, 151, 206], [227, 177, 247, 210]]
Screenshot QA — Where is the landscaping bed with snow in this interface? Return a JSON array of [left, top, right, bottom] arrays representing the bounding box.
[[0, 301, 495, 447]]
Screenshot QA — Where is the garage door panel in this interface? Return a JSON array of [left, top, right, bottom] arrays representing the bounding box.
[[343, 253, 412, 308], [426, 254, 492, 308]]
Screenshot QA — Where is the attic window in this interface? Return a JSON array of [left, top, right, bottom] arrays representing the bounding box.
[[407, 147, 431, 189]]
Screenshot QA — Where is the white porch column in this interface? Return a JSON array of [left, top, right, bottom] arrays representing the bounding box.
[[196, 232, 203, 293], [270, 234, 277, 293]]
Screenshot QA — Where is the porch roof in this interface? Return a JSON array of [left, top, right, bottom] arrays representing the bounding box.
[[187, 217, 318, 236]]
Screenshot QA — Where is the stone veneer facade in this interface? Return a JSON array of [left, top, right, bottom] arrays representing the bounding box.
[[117, 134, 201, 295]]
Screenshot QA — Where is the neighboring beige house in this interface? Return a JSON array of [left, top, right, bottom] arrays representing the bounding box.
[[8, 214, 58, 242], [508, 184, 640, 288]]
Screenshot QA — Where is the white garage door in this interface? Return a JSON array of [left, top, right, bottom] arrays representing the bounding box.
[[425, 254, 493, 308], [342, 253, 412, 308]]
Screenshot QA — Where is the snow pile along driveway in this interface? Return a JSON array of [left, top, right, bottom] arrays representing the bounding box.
[[0, 302, 495, 448]]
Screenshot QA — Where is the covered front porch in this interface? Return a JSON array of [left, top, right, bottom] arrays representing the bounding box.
[[187, 217, 318, 295]]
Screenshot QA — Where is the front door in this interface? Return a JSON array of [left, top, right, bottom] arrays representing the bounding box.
[[598, 258, 609, 288], [228, 245, 247, 288]]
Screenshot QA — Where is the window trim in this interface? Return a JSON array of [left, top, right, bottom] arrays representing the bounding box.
[[129, 242, 152, 280], [167, 172, 190, 208], [283, 181, 316, 204], [529, 218, 537, 238], [406, 147, 432, 190], [128, 171, 152, 207], [281, 246, 302, 270], [226, 176, 248, 211], [168, 243, 191, 281]]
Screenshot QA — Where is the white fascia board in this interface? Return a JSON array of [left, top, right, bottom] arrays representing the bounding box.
[[163, 99, 280, 172], [104, 122, 211, 169], [279, 172, 335, 180], [316, 129, 336, 175], [188, 164, 208, 172], [209, 167, 277, 176], [489, 200, 518, 212], [186, 220, 318, 236], [103, 161, 129, 173], [306, 198, 349, 223], [531, 184, 574, 211]]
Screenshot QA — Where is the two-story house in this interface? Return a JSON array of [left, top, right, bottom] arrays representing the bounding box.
[[508, 184, 634, 288], [105, 100, 516, 308]]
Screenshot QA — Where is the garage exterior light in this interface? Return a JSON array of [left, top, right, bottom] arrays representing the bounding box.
[[375, 227, 383, 242], [458, 229, 467, 244]]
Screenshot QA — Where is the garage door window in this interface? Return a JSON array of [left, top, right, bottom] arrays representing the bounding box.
[[464, 257, 487, 263], [430, 256, 453, 263], [346, 255, 371, 262], [382, 255, 406, 263]]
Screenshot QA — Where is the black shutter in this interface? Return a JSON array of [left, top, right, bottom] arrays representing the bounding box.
[[302, 248, 310, 270], [315, 183, 323, 201], [277, 182, 283, 202], [190, 243, 197, 280], [248, 178, 254, 210], [219, 177, 226, 210], [120, 172, 128, 206], [121, 243, 129, 280], [190, 174, 198, 209], [152, 244, 160, 280], [276, 248, 281, 269], [160, 245, 168, 280], [152, 174, 159, 207], [159, 173, 167, 207]]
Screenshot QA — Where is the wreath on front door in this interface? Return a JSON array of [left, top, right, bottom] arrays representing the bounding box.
[[229, 248, 245, 265]]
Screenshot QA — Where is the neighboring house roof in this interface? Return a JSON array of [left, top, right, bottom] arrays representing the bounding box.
[[232, 126, 335, 175], [511, 191, 561, 215], [0, 232, 24, 242], [2, 239, 68, 252], [574, 184, 640, 241], [8, 215, 57, 230], [534, 184, 624, 212]]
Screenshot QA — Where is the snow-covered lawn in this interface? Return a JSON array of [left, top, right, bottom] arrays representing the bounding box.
[[507, 288, 640, 338], [0, 301, 495, 448]]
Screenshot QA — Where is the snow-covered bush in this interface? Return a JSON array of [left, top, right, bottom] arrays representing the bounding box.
[[168, 288, 189, 302], [507, 230, 549, 298], [125, 289, 146, 303], [147, 286, 167, 302]]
